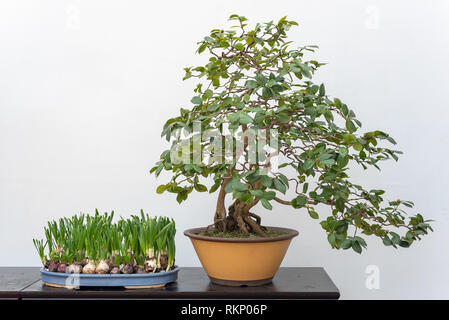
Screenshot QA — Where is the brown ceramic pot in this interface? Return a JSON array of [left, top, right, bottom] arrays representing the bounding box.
[[184, 226, 298, 286]]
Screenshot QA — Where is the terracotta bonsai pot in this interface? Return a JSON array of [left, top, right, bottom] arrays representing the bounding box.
[[184, 226, 298, 286]]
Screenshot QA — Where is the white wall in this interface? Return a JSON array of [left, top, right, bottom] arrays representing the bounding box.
[[0, 0, 448, 299]]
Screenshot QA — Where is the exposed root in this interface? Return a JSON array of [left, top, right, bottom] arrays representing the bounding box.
[[236, 214, 249, 236], [244, 216, 267, 237], [249, 212, 261, 225], [214, 212, 226, 232], [205, 222, 218, 232], [212, 193, 267, 237]]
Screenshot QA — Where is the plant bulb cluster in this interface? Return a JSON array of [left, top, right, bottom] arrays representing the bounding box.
[[33, 210, 176, 274]]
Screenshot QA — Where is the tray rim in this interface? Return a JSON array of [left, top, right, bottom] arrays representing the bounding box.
[[40, 266, 180, 278]]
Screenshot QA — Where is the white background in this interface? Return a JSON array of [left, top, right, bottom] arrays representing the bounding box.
[[0, 0, 448, 299]]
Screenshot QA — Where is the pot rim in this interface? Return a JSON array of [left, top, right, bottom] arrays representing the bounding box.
[[184, 226, 299, 243]]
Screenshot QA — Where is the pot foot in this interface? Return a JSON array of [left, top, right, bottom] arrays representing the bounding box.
[[209, 276, 273, 287]]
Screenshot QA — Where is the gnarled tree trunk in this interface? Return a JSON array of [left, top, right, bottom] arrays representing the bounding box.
[[214, 194, 267, 237], [212, 125, 267, 236]]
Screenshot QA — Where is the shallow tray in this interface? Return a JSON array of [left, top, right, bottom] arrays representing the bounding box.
[[40, 267, 179, 289]]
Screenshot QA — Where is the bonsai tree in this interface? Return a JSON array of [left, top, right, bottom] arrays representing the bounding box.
[[151, 15, 433, 253]]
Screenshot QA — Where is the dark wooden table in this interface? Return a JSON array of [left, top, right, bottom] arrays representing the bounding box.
[[0, 267, 339, 300], [0, 267, 41, 299]]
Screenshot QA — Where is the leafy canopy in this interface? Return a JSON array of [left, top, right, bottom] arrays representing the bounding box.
[[151, 14, 433, 253]]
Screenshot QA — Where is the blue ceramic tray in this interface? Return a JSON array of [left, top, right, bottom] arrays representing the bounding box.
[[40, 267, 179, 289]]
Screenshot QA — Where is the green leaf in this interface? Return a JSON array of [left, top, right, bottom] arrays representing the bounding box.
[[339, 147, 348, 157], [207, 103, 220, 111], [320, 158, 335, 166], [319, 83, 325, 96], [261, 176, 272, 188], [328, 233, 336, 244], [227, 112, 240, 123], [390, 232, 401, 245], [262, 87, 272, 100], [239, 113, 253, 124], [225, 181, 234, 193], [302, 183, 309, 193], [250, 189, 264, 198], [203, 89, 213, 99], [352, 241, 362, 254], [263, 191, 276, 200], [245, 80, 258, 89], [235, 43, 244, 51], [191, 96, 203, 105], [336, 198, 345, 212], [156, 185, 166, 194], [261, 199, 273, 210], [232, 181, 248, 192], [194, 184, 207, 192], [309, 209, 319, 219], [324, 110, 333, 122], [353, 141, 363, 151], [354, 236, 367, 247], [198, 44, 207, 54], [276, 112, 290, 123], [209, 181, 220, 193], [246, 36, 254, 45], [298, 63, 312, 78], [344, 134, 355, 144], [292, 195, 307, 208], [346, 119, 357, 132], [341, 239, 352, 249], [273, 178, 287, 194], [255, 73, 268, 85], [402, 201, 414, 208], [278, 174, 289, 186], [303, 159, 314, 170]]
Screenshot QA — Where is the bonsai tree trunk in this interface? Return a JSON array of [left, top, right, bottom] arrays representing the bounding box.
[[213, 166, 234, 232], [212, 124, 267, 236], [214, 179, 267, 237], [212, 127, 271, 237]]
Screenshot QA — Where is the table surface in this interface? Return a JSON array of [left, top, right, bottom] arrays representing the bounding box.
[[0, 267, 41, 299], [0, 267, 340, 300]]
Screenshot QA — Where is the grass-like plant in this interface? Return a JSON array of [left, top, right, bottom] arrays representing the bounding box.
[[151, 14, 433, 253], [33, 210, 176, 274]]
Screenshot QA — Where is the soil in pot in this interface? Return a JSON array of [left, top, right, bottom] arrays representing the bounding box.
[[198, 228, 290, 239]]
